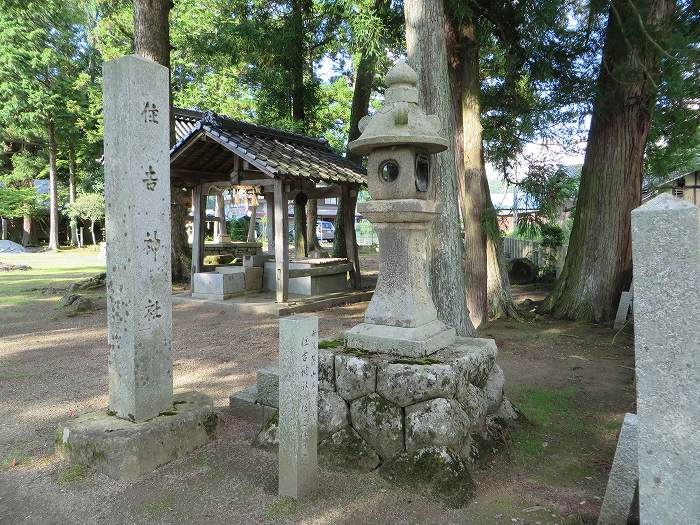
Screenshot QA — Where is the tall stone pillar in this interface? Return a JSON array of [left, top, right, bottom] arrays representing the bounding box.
[[104, 55, 173, 422], [631, 193, 700, 523]]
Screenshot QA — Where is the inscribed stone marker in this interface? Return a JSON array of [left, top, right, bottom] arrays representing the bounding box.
[[631, 193, 700, 523], [104, 55, 173, 422], [278, 316, 319, 499], [597, 413, 638, 525]]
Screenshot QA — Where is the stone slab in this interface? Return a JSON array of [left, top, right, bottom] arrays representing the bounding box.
[[345, 319, 456, 358], [229, 386, 278, 425], [264, 261, 348, 296], [598, 413, 638, 525], [104, 55, 173, 422], [278, 316, 319, 499], [55, 391, 216, 480], [192, 271, 245, 299], [613, 291, 633, 330], [377, 361, 457, 407], [256, 365, 279, 408], [631, 194, 700, 524]]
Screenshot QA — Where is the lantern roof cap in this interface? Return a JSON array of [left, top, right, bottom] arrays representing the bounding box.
[[348, 60, 448, 155]]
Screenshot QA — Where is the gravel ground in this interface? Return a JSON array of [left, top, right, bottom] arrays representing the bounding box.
[[0, 262, 635, 524]]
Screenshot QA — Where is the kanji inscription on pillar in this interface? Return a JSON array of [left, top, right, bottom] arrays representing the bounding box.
[[104, 55, 173, 422]]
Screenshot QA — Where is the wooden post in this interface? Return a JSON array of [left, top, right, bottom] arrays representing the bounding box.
[[190, 183, 206, 284], [215, 192, 228, 241], [274, 179, 289, 302], [265, 192, 275, 255], [343, 185, 361, 289]]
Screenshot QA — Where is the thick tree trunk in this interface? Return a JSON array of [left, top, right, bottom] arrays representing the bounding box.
[[405, 0, 474, 336], [454, 19, 488, 329], [334, 44, 377, 258], [306, 199, 322, 252], [543, 0, 673, 322], [90, 219, 96, 245], [1, 217, 7, 240], [247, 204, 257, 242], [68, 143, 78, 246], [21, 215, 33, 246], [134, 0, 191, 281], [47, 118, 59, 251], [290, 0, 306, 126], [483, 172, 522, 319], [294, 194, 308, 257]]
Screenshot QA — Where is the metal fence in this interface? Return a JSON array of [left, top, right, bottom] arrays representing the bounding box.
[[355, 219, 379, 246], [503, 236, 568, 275]]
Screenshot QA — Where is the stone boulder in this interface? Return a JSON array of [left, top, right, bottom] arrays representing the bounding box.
[[335, 354, 377, 401], [318, 349, 335, 391], [349, 393, 403, 460], [318, 390, 348, 441], [379, 446, 475, 508], [319, 427, 380, 473], [405, 398, 469, 453], [376, 361, 456, 407], [482, 365, 505, 413], [456, 381, 487, 426]]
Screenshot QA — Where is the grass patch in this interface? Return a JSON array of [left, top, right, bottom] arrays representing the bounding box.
[[263, 496, 299, 521], [1, 447, 32, 469], [318, 335, 344, 349], [144, 495, 176, 519], [56, 463, 89, 484], [0, 265, 105, 307]]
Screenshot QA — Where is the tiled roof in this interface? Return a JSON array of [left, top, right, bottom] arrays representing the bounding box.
[[171, 108, 366, 186]]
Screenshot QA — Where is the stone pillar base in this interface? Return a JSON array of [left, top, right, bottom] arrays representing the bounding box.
[[345, 319, 456, 358], [55, 391, 217, 480]]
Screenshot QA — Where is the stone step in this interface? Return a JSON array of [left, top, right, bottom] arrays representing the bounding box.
[[256, 365, 280, 408]]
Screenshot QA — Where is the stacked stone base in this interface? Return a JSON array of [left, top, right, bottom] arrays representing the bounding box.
[[56, 391, 217, 480], [236, 337, 516, 505]]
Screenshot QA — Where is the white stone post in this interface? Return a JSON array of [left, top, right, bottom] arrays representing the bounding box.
[[631, 193, 700, 523], [104, 55, 173, 422], [278, 316, 318, 499]]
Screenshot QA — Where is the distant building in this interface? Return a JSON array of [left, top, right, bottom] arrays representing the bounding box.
[[653, 165, 700, 206]]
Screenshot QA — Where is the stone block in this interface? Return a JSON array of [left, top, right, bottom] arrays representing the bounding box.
[[243, 254, 268, 268], [278, 316, 319, 499], [318, 349, 335, 391], [631, 194, 700, 523], [376, 361, 457, 407], [437, 338, 497, 387], [334, 354, 377, 401], [598, 413, 638, 525], [244, 267, 263, 291], [318, 390, 348, 441], [456, 382, 487, 426], [345, 320, 456, 358], [256, 365, 279, 408], [55, 391, 216, 480], [192, 271, 245, 300], [319, 427, 380, 473], [349, 393, 403, 461], [482, 365, 505, 414], [405, 398, 469, 453]]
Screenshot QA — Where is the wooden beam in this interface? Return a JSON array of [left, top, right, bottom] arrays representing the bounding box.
[[238, 178, 276, 186], [190, 183, 207, 284], [287, 185, 343, 200], [273, 179, 289, 302], [343, 186, 361, 289], [170, 130, 205, 162], [289, 263, 353, 279]]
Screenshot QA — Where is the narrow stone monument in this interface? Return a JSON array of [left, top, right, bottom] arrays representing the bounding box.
[[278, 316, 319, 499], [597, 413, 638, 525], [56, 55, 216, 479], [631, 193, 700, 523]]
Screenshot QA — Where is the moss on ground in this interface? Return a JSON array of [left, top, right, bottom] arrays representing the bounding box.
[[263, 496, 299, 521], [56, 463, 89, 484]]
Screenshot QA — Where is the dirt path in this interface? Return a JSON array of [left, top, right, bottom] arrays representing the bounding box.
[[0, 270, 635, 524]]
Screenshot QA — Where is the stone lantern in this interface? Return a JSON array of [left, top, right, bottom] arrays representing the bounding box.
[[345, 60, 457, 358]]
